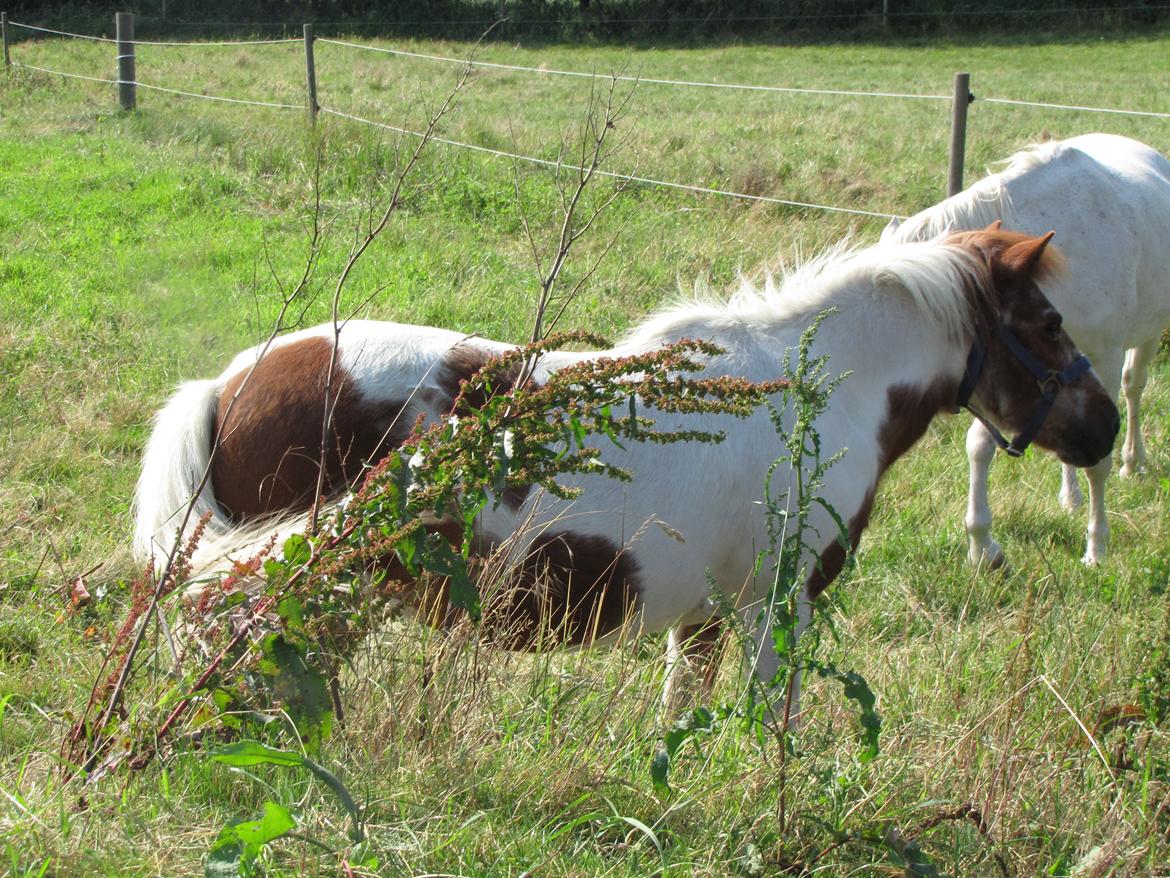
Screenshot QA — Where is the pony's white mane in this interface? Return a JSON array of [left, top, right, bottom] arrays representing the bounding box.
[[622, 237, 985, 349], [891, 139, 1070, 242]]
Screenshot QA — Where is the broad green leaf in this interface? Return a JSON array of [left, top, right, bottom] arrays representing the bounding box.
[[423, 540, 481, 620], [234, 801, 296, 847], [282, 533, 311, 567], [652, 707, 717, 796], [210, 741, 304, 769], [206, 801, 296, 878], [257, 633, 333, 751], [276, 596, 304, 629], [650, 747, 670, 796], [813, 663, 882, 763]]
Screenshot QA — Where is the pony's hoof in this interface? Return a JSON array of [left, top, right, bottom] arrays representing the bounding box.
[[969, 541, 1007, 572], [1119, 463, 1144, 479], [1082, 548, 1105, 566]]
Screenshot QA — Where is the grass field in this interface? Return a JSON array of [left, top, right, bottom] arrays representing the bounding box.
[[2, 24, 1170, 877]]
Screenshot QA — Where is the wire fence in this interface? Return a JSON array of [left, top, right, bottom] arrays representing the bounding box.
[[316, 37, 956, 102], [22, 4, 1170, 31], [3, 13, 1168, 222]]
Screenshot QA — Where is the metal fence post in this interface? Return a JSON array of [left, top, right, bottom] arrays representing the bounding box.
[[116, 11, 135, 110], [304, 24, 318, 124], [948, 72, 972, 197], [2, 13, 11, 68]]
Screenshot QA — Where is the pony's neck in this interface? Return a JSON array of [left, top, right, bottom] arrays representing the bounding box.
[[802, 293, 969, 475]]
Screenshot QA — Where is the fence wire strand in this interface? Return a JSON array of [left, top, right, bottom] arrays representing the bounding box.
[[9, 18, 1169, 215], [12, 61, 305, 110], [11, 61, 120, 85], [318, 38, 952, 102], [8, 20, 301, 47], [132, 81, 304, 109], [320, 106, 902, 220], [12, 19, 1170, 119], [981, 95, 1170, 118], [320, 37, 1170, 118]]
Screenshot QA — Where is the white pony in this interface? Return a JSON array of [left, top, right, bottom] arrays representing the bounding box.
[[134, 230, 1117, 715], [883, 133, 1170, 566]]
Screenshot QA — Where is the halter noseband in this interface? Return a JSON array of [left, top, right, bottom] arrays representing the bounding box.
[[954, 325, 1092, 457]]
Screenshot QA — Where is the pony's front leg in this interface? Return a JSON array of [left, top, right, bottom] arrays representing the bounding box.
[[965, 421, 1005, 569], [1083, 453, 1112, 565], [1119, 338, 1157, 478], [1083, 353, 1123, 564], [746, 594, 812, 730]]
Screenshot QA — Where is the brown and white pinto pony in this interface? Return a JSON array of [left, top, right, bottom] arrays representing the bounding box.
[[133, 229, 1118, 715]]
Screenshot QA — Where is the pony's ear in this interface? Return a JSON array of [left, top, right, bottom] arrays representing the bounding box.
[[983, 219, 1003, 232], [1001, 231, 1056, 276]]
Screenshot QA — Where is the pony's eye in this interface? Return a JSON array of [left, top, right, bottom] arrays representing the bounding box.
[[1044, 319, 1062, 340]]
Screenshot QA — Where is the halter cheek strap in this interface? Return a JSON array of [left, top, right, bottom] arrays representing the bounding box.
[[955, 326, 1092, 458]]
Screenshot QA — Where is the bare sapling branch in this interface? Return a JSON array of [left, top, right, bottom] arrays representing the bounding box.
[[308, 56, 478, 535], [69, 143, 333, 782], [510, 72, 638, 390]]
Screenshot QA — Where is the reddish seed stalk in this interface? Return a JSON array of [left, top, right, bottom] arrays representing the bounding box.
[[155, 518, 358, 746]]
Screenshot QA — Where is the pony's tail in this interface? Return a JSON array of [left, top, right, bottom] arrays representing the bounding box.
[[132, 378, 226, 563]]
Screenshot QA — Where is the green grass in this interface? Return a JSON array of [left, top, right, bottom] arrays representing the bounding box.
[[2, 28, 1170, 877]]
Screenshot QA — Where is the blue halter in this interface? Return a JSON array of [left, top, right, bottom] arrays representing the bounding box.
[[955, 326, 1092, 457]]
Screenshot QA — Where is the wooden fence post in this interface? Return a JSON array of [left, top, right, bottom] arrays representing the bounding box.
[[2, 13, 11, 68], [948, 72, 972, 197], [116, 11, 135, 110], [304, 24, 318, 124]]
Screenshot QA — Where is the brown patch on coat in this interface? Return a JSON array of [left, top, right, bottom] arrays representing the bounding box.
[[943, 227, 1066, 336], [806, 376, 953, 600], [438, 343, 533, 511], [944, 227, 1065, 285], [370, 516, 471, 628], [483, 530, 642, 649], [353, 527, 641, 652], [877, 379, 956, 475], [946, 229, 1117, 462], [212, 337, 414, 520], [496, 485, 534, 512], [807, 487, 874, 600], [438, 343, 525, 413]]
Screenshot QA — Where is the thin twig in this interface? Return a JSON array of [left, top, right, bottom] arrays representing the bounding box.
[[308, 54, 478, 535], [74, 144, 330, 781], [1039, 674, 1118, 782]]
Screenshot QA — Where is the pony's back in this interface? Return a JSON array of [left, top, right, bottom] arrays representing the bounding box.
[[883, 133, 1170, 348]]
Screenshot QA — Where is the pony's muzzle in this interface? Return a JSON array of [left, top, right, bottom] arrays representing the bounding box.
[[1054, 397, 1119, 468]]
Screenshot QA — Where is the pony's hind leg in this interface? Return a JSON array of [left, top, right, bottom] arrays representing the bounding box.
[[1120, 337, 1158, 478], [662, 618, 724, 713], [965, 421, 1006, 570]]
